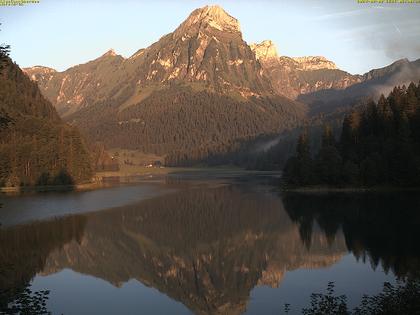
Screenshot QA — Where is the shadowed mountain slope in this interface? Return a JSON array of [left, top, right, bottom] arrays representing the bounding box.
[[0, 58, 93, 186]]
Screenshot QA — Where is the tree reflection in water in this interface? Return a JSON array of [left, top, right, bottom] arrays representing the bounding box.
[[1, 184, 420, 314], [0, 215, 86, 314], [283, 192, 420, 280]]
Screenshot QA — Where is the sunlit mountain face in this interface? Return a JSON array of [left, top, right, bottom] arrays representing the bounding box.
[[1, 179, 419, 314], [3, 1, 420, 314]]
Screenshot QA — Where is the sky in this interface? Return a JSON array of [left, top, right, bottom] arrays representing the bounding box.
[[1, 0, 420, 74]]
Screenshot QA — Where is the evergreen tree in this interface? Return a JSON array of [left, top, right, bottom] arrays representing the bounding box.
[[0, 24, 10, 73], [283, 82, 420, 187], [321, 124, 335, 147], [283, 132, 314, 186], [0, 55, 93, 186]]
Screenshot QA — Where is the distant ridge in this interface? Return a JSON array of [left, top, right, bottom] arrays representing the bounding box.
[[23, 5, 420, 165]]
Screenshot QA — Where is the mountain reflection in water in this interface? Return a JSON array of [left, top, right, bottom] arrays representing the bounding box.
[[1, 181, 419, 314]]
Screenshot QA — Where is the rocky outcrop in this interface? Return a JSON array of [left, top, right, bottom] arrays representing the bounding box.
[[24, 51, 124, 116], [250, 40, 362, 99], [175, 5, 241, 35], [24, 5, 274, 118], [24, 65, 56, 81], [23, 6, 306, 162], [123, 5, 271, 98], [298, 57, 420, 115], [292, 56, 337, 71], [250, 40, 278, 60]]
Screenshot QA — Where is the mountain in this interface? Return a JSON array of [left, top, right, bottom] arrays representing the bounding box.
[[2, 186, 419, 313], [25, 6, 275, 118], [0, 58, 93, 186], [298, 58, 420, 116], [250, 40, 420, 116], [40, 186, 345, 315], [250, 40, 362, 100], [24, 51, 125, 117], [0, 184, 347, 315], [24, 5, 307, 164], [24, 5, 420, 166], [284, 82, 420, 188]]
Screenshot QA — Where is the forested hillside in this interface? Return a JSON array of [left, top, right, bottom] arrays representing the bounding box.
[[22, 5, 420, 168], [284, 82, 420, 187], [0, 57, 93, 187], [68, 85, 306, 166], [24, 6, 308, 166]]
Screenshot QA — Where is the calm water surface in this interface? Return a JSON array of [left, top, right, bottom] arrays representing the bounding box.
[[1, 174, 419, 314]]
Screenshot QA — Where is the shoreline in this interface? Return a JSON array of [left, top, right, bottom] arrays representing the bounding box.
[[0, 182, 103, 194], [0, 167, 281, 194], [0, 167, 196, 194], [282, 185, 420, 194]]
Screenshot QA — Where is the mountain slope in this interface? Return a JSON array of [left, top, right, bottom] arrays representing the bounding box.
[[298, 58, 420, 116], [25, 5, 307, 164], [125, 5, 272, 96], [250, 40, 362, 100], [0, 58, 93, 186], [68, 85, 304, 165], [24, 51, 125, 117], [24, 6, 276, 118]]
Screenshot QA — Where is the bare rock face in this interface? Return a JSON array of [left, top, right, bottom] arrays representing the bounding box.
[[25, 5, 274, 117], [24, 5, 306, 160], [292, 56, 337, 71], [175, 5, 241, 35], [102, 49, 117, 57], [250, 40, 361, 99], [24, 65, 56, 80], [126, 4, 271, 98], [26, 6, 359, 114], [298, 57, 420, 112], [23, 50, 125, 117], [250, 40, 278, 60], [23, 66, 57, 96]]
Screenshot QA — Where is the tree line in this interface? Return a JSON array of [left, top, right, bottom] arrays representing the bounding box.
[[0, 55, 93, 186], [68, 85, 304, 166], [283, 82, 420, 187]]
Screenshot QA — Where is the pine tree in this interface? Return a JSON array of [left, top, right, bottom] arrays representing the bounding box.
[[0, 24, 10, 73], [283, 81, 420, 187], [283, 132, 314, 186], [406, 82, 418, 114], [321, 124, 335, 147]]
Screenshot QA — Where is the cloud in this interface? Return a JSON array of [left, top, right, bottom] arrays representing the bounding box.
[[382, 36, 420, 60], [363, 19, 420, 61], [308, 8, 369, 21]]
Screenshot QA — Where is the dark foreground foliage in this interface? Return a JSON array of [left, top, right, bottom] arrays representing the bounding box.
[[284, 82, 420, 187], [286, 279, 420, 315], [0, 287, 51, 315]]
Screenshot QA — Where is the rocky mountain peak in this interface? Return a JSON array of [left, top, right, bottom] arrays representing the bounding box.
[[23, 65, 57, 83], [250, 40, 278, 60], [292, 56, 337, 70], [101, 49, 117, 57], [23, 65, 56, 75], [176, 5, 241, 36]]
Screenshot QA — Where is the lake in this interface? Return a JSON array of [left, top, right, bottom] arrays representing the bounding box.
[[1, 173, 419, 314]]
